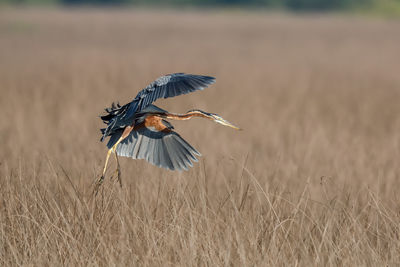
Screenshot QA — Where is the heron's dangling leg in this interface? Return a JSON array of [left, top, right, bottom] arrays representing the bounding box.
[[102, 149, 113, 178], [113, 146, 122, 188], [109, 126, 133, 188], [94, 148, 113, 195], [94, 126, 133, 194]]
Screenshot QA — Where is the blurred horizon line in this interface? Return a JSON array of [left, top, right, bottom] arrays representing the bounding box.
[[1, 0, 400, 18]]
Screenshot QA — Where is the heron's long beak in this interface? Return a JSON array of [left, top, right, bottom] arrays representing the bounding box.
[[213, 115, 241, 130]]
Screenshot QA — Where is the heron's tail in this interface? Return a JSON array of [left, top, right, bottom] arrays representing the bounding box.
[[100, 102, 129, 141]]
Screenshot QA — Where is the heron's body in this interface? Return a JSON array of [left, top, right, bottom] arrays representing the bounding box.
[[96, 73, 239, 191]]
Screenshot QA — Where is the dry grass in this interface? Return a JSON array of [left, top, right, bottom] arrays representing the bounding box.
[[1, 8, 400, 266]]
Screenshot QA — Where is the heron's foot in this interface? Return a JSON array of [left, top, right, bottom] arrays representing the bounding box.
[[114, 167, 122, 188], [93, 175, 105, 196]]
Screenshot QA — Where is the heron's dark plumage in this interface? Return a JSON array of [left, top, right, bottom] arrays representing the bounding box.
[[100, 73, 215, 142]]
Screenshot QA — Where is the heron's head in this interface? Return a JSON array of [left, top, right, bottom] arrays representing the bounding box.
[[187, 110, 241, 130]]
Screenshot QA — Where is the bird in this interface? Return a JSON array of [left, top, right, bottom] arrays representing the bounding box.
[[97, 73, 240, 190]]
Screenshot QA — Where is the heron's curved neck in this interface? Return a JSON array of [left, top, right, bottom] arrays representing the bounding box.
[[164, 111, 211, 121]]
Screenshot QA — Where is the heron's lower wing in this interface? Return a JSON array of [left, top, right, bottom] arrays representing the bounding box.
[[115, 128, 201, 171]]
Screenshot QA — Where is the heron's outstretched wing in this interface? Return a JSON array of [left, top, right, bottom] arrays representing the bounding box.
[[126, 73, 215, 117], [109, 126, 201, 171]]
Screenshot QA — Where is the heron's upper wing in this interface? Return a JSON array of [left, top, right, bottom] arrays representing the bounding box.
[[110, 126, 201, 171], [126, 73, 215, 117]]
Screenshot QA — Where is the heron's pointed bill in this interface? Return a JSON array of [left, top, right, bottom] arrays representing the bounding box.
[[212, 114, 241, 130]]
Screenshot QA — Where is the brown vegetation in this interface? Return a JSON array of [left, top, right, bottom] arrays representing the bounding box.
[[1, 8, 400, 266]]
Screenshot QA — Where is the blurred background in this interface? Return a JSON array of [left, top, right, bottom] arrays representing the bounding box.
[[2, 0, 400, 16], [1, 0, 400, 199], [1, 0, 400, 195]]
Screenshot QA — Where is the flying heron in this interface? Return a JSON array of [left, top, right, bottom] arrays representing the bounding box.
[[97, 73, 240, 188]]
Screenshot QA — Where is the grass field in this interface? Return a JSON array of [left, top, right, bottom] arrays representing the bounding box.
[[1, 8, 400, 266]]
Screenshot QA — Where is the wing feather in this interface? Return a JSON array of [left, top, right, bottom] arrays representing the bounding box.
[[169, 137, 191, 170], [164, 136, 186, 171], [159, 138, 174, 170]]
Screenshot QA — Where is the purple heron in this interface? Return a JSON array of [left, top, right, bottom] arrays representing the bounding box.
[[97, 73, 240, 188]]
